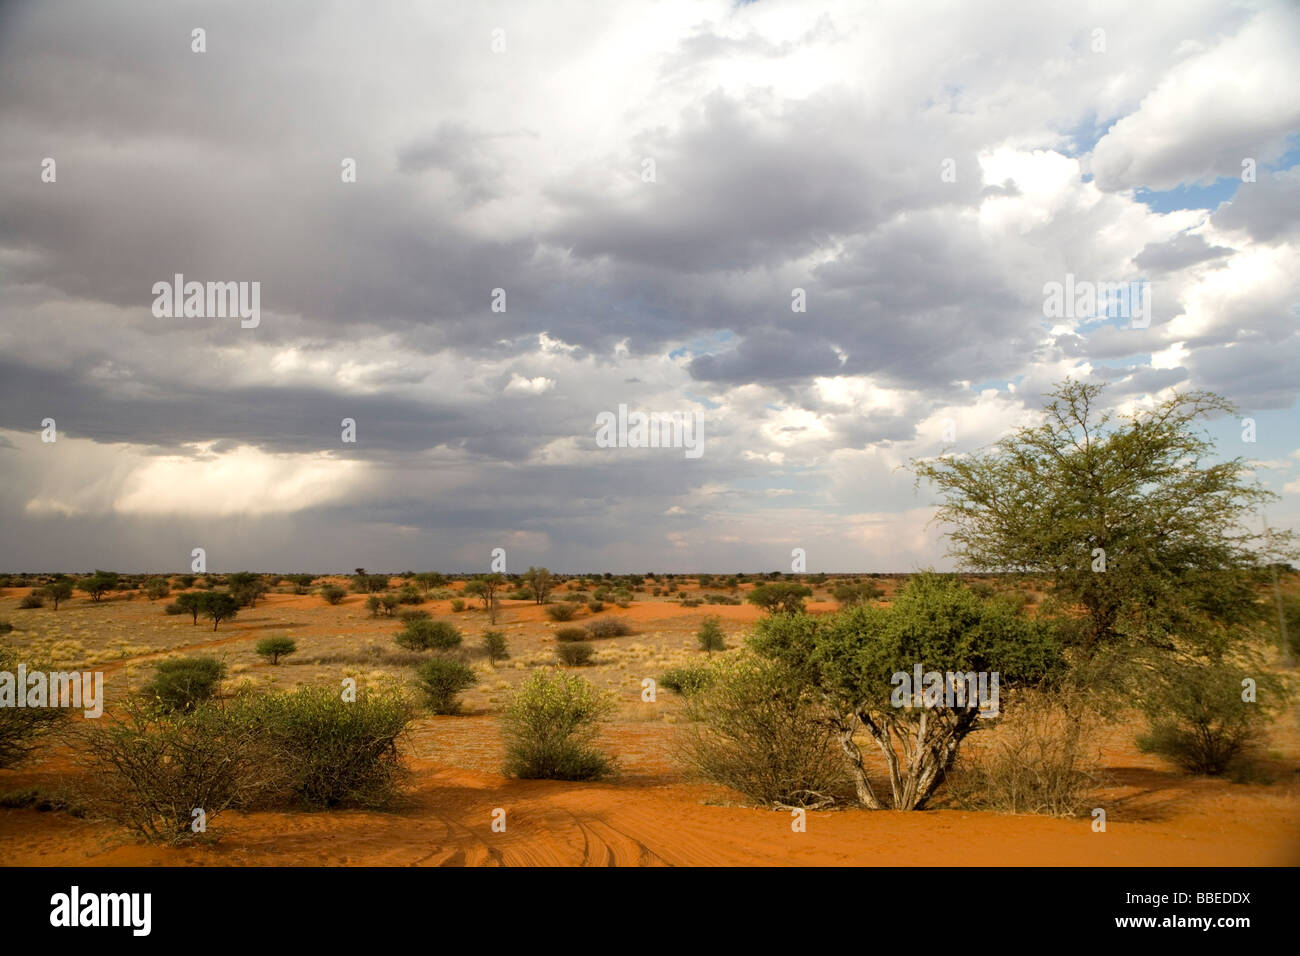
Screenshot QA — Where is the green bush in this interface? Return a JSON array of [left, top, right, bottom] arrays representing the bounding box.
[[545, 603, 578, 622], [677, 654, 851, 807], [556, 642, 595, 666], [0, 647, 67, 767], [658, 663, 715, 696], [145, 577, 171, 601], [233, 686, 413, 809], [320, 585, 346, 605], [18, 593, 43, 609], [450, 598, 466, 612], [585, 617, 632, 639], [555, 627, 587, 643], [586, 600, 604, 614], [163, 602, 185, 616], [502, 670, 614, 780], [255, 637, 297, 665], [145, 656, 226, 712], [696, 615, 725, 654], [77, 700, 267, 843], [1137, 659, 1276, 776], [395, 618, 462, 651], [482, 630, 509, 664], [414, 657, 478, 715], [399, 609, 431, 623]]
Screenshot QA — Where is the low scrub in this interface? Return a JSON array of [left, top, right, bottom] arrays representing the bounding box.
[[545, 603, 578, 622], [502, 670, 614, 780], [0, 647, 68, 767], [554, 627, 587, 643], [585, 617, 632, 639], [676, 654, 852, 808], [395, 619, 462, 651], [144, 656, 226, 713], [414, 657, 478, 715], [556, 642, 595, 666], [659, 663, 715, 696]]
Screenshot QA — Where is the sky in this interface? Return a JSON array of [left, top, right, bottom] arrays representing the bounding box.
[[0, 0, 1297, 574]]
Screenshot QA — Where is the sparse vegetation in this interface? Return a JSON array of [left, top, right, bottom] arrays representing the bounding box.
[[255, 637, 298, 665], [502, 670, 614, 780], [414, 657, 478, 714]]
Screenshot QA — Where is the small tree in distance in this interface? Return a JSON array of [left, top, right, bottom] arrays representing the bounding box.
[[256, 636, 297, 665]]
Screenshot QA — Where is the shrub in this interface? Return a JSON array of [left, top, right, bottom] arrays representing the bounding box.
[[320, 585, 346, 606], [18, 594, 44, 609], [502, 670, 614, 780], [145, 656, 226, 712], [556, 642, 595, 666], [832, 581, 882, 606], [585, 617, 632, 639], [615, 598, 631, 608], [163, 602, 185, 616], [696, 616, 726, 654], [586, 600, 604, 614], [545, 603, 578, 622], [414, 657, 478, 715], [562, 593, 585, 603], [703, 593, 741, 605], [395, 618, 462, 651], [366, 595, 383, 617], [399, 609, 431, 623], [397, 587, 423, 605], [482, 630, 509, 664], [745, 582, 813, 614], [145, 577, 171, 601], [233, 687, 413, 809], [677, 654, 852, 808], [1137, 659, 1276, 776], [450, 598, 466, 612], [555, 627, 587, 643], [0, 620, 11, 634], [943, 689, 1101, 816], [658, 663, 715, 696], [0, 647, 67, 767], [177, 574, 197, 589], [255, 637, 297, 665], [77, 700, 267, 843], [380, 593, 401, 615]]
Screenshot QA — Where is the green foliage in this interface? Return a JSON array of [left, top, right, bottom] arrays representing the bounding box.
[[203, 592, 240, 630], [394, 618, 462, 651], [18, 593, 43, 609], [450, 598, 466, 612], [144, 656, 226, 712], [832, 581, 882, 606], [750, 574, 1063, 810], [556, 642, 595, 666], [77, 699, 266, 843], [78, 570, 119, 602], [0, 647, 67, 767], [586, 600, 604, 613], [144, 577, 171, 601], [658, 663, 715, 696], [545, 602, 578, 622], [555, 627, 587, 643], [585, 617, 631, 639], [482, 630, 509, 664], [255, 637, 297, 665], [1137, 659, 1279, 776], [696, 615, 726, 654], [173, 590, 206, 623], [230, 687, 413, 809], [677, 654, 852, 807], [524, 566, 555, 604], [502, 670, 614, 780], [414, 657, 478, 715], [911, 379, 1284, 661], [320, 585, 346, 605], [42, 580, 74, 609], [745, 582, 813, 614]]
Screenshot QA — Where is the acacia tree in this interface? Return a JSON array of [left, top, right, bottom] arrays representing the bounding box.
[[910, 380, 1282, 662], [751, 574, 1062, 810], [174, 591, 206, 625], [464, 573, 506, 624], [43, 580, 74, 610], [204, 592, 240, 631], [523, 566, 554, 604], [745, 582, 813, 615], [78, 570, 119, 603]]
